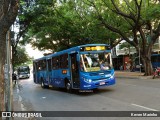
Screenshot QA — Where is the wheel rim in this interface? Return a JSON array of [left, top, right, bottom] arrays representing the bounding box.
[[41, 81, 44, 87], [66, 82, 70, 90]]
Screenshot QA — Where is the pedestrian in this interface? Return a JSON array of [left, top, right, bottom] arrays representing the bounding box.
[[126, 63, 131, 71], [12, 73, 17, 84], [120, 65, 123, 70]]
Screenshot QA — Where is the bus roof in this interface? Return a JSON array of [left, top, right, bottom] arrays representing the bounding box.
[[152, 54, 160, 56], [33, 44, 110, 61]]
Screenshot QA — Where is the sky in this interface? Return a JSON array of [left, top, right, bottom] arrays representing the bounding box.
[[12, 23, 45, 59], [25, 44, 44, 59], [13, 23, 52, 59]]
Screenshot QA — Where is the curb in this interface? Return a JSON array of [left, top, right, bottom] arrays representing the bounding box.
[[115, 76, 153, 79], [114, 71, 153, 80]]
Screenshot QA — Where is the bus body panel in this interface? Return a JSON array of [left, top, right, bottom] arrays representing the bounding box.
[[51, 69, 67, 87], [38, 70, 47, 83]]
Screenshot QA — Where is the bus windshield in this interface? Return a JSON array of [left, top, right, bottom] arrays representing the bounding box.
[[80, 52, 112, 72], [18, 66, 30, 74]]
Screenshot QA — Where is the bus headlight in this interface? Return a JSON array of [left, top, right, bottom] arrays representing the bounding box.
[[84, 78, 92, 83], [110, 75, 114, 79], [105, 74, 111, 77]]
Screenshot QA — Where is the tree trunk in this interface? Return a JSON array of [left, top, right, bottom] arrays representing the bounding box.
[[0, 32, 7, 111], [141, 53, 153, 76]]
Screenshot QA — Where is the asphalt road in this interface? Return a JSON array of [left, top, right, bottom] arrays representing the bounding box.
[[13, 74, 160, 120]]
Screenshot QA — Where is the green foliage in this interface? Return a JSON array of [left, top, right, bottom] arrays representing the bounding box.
[[119, 42, 133, 49], [17, 0, 160, 75], [20, 0, 117, 52], [20, 0, 159, 53], [13, 46, 31, 67]]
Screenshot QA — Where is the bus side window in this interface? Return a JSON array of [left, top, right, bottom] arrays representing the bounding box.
[[52, 57, 56, 69], [60, 54, 68, 69], [37, 60, 46, 71], [36, 62, 39, 71], [56, 57, 59, 69], [52, 57, 59, 69], [48, 59, 52, 71], [38, 61, 42, 71], [42, 60, 46, 70]]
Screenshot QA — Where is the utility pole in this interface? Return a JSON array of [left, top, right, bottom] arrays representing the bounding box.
[[5, 30, 13, 120]]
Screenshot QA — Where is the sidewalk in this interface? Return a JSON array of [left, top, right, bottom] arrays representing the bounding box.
[[12, 82, 32, 120], [13, 82, 23, 111], [115, 71, 153, 79]]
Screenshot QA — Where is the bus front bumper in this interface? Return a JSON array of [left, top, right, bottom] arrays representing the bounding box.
[[80, 77, 116, 90]]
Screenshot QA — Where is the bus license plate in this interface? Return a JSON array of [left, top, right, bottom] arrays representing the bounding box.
[[100, 82, 105, 85]]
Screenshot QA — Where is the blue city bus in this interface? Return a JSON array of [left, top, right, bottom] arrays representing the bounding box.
[[151, 54, 160, 68], [17, 66, 30, 79], [33, 44, 116, 92]]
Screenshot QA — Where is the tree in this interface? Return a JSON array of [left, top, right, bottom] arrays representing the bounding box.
[[12, 0, 35, 72], [20, 0, 160, 76], [20, 0, 118, 52], [0, 0, 19, 111], [83, 0, 160, 75], [13, 46, 30, 67]]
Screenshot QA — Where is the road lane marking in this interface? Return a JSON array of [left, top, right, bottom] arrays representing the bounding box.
[[131, 103, 159, 111]]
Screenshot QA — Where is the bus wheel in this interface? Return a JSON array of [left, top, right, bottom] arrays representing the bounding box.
[[41, 79, 49, 88], [41, 79, 45, 88], [66, 81, 72, 93]]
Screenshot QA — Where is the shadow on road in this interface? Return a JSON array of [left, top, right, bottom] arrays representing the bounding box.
[[44, 86, 115, 96]]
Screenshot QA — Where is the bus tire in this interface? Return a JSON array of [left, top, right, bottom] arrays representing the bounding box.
[[41, 79, 45, 88], [41, 78, 49, 89], [66, 81, 72, 93]]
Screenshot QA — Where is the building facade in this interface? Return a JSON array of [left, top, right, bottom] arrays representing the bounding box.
[[112, 37, 160, 71]]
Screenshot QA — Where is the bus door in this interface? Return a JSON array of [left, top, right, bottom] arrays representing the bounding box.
[[46, 58, 52, 84], [33, 62, 38, 83], [69, 53, 80, 89]]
